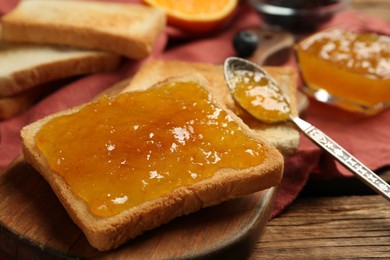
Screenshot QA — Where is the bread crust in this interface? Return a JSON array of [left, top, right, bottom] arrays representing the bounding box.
[[2, 0, 166, 59], [21, 75, 283, 251], [0, 84, 50, 119], [0, 43, 121, 97]]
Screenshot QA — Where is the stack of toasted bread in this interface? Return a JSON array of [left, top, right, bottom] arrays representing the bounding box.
[[0, 0, 166, 118]]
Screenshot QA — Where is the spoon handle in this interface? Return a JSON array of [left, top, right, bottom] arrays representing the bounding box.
[[291, 116, 390, 201]]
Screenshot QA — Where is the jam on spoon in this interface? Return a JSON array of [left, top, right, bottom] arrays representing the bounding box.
[[224, 57, 390, 202], [227, 68, 291, 123]]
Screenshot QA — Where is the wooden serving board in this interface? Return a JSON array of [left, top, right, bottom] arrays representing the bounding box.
[[0, 156, 276, 259]]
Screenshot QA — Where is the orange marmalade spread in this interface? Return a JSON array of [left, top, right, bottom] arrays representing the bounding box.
[[231, 70, 291, 123], [296, 29, 390, 108], [35, 81, 266, 217]]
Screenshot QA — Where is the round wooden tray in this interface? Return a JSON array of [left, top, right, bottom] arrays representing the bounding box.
[[0, 156, 276, 259]]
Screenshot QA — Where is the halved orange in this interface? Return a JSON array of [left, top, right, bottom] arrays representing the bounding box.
[[142, 0, 238, 33]]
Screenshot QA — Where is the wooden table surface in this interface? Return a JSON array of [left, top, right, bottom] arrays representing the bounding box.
[[249, 1, 390, 258], [249, 170, 390, 259]]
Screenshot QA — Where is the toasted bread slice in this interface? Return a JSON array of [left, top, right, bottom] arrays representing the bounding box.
[[0, 83, 51, 120], [125, 60, 300, 155], [0, 40, 121, 98], [1, 0, 166, 59], [21, 74, 283, 251]]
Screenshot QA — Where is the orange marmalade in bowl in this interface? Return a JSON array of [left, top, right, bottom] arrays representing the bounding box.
[[296, 28, 390, 114]]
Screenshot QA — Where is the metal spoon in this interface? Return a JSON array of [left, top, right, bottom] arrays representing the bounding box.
[[224, 57, 390, 202]]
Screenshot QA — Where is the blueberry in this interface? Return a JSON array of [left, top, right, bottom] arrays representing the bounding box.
[[233, 30, 259, 57]]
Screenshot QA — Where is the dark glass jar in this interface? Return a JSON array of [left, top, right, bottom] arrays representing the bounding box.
[[250, 0, 349, 32]]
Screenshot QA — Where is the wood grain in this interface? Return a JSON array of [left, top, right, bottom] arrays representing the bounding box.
[[0, 157, 276, 259], [249, 195, 390, 259]]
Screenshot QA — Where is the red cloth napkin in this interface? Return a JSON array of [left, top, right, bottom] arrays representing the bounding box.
[[1, 0, 389, 218]]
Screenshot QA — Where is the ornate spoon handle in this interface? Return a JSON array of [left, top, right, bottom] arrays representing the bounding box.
[[291, 116, 390, 201]]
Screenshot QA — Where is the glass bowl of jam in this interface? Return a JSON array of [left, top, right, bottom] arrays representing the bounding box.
[[295, 26, 390, 115], [250, 0, 349, 32]]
